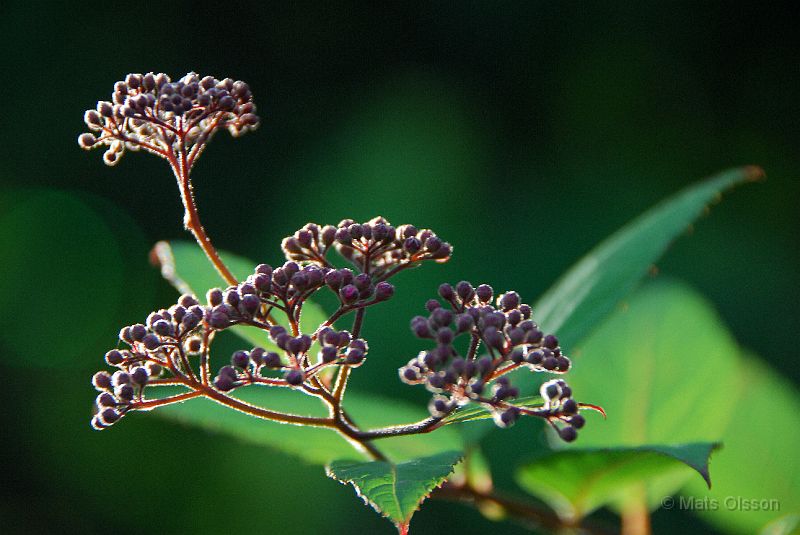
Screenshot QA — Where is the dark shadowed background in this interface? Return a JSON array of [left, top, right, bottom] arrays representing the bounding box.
[[0, 2, 797, 534]]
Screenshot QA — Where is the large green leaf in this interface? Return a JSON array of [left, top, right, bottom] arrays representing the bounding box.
[[326, 450, 463, 532], [470, 167, 761, 443], [533, 166, 762, 349], [683, 356, 800, 534], [152, 240, 329, 347], [516, 443, 719, 522], [549, 281, 742, 511], [155, 385, 463, 465]]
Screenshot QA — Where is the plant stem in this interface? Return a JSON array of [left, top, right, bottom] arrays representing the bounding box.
[[435, 482, 614, 535], [171, 154, 238, 287], [620, 487, 651, 535]]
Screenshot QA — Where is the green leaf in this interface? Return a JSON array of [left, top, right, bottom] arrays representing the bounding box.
[[516, 443, 719, 521], [441, 396, 543, 425], [470, 167, 761, 443], [683, 356, 800, 534], [761, 514, 800, 535], [152, 240, 328, 347], [155, 386, 463, 465], [549, 280, 742, 511], [326, 450, 463, 531], [533, 166, 762, 349]]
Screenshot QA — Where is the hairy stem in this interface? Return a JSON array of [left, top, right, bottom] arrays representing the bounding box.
[[170, 153, 238, 286]]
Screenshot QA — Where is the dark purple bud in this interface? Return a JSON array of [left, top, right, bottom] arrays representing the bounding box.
[[214, 374, 235, 391], [219, 95, 235, 110], [208, 311, 229, 329], [403, 237, 422, 254], [263, 352, 282, 368], [424, 236, 442, 253], [115, 384, 134, 402], [105, 350, 124, 366], [499, 291, 520, 311], [152, 320, 173, 337], [431, 243, 452, 260], [455, 314, 474, 333], [291, 272, 309, 291], [92, 371, 112, 390], [425, 299, 441, 312], [345, 349, 365, 365], [207, 288, 223, 306], [558, 426, 578, 442], [374, 281, 394, 301], [431, 308, 453, 327], [347, 223, 363, 240], [519, 304, 532, 318], [231, 350, 250, 368], [130, 324, 147, 342], [98, 408, 120, 424], [250, 347, 266, 366], [438, 283, 455, 301], [353, 273, 371, 291], [509, 348, 525, 363], [543, 334, 559, 349], [325, 270, 344, 290], [436, 328, 454, 345], [556, 356, 571, 372], [542, 356, 557, 370], [254, 273, 271, 292], [526, 329, 543, 344], [269, 326, 287, 339], [507, 310, 522, 326], [562, 399, 578, 415], [456, 281, 474, 301], [96, 392, 116, 407], [320, 346, 338, 363], [339, 284, 359, 304], [428, 374, 445, 389], [142, 334, 161, 351], [476, 284, 493, 303], [286, 337, 305, 355], [483, 328, 504, 350], [241, 294, 260, 314], [526, 350, 544, 365], [130, 367, 149, 385], [284, 369, 305, 386], [508, 328, 525, 346], [569, 414, 586, 429], [477, 356, 493, 375], [402, 367, 420, 382], [224, 290, 240, 307], [256, 264, 273, 275], [321, 225, 336, 246], [411, 317, 432, 338]]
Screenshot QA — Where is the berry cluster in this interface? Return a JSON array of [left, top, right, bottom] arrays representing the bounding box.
[[78, 72, 259, 166], [399, 281, 584, 441], [282, 217, 452, 279], [91, 294, 204, 429]]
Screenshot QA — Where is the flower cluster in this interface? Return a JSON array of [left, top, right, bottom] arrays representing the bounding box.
[[89, 217, 589, 445], [282, 217, 452, 279], [78, 72, 259, 166], [91, 294, 203, 429], [399, 281, 585, 441]]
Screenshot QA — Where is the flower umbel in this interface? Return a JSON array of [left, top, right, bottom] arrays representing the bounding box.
[[79, 72, 259, 167], [400, 282, 587, 440]]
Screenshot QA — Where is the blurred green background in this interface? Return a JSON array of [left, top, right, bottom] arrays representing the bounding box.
[[0, 2, 797, 534]]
